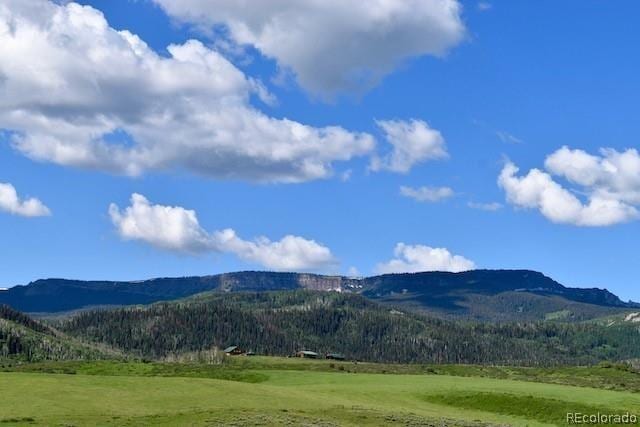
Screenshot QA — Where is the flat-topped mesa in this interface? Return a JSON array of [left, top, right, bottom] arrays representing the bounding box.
[[0, 269, 633, 315]]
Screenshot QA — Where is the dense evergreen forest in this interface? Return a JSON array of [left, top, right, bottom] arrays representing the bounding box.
[[0, 305, 111, 362], [59, 291, 640, 366]]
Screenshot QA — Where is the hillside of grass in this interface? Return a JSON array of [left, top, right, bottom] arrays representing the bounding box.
[[58, 290, 640, 366]]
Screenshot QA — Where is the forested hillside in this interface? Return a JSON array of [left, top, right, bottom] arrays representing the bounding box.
[[59, 291, 640, 366], [362, 270, 633, 320], [0, 305, 114, 362]]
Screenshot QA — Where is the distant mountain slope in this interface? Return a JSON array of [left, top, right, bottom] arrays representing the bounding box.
[[364, 270, 626, 306], [362, 270, 635, 321], [0, 272, 357, 313], [0, 305, 115, 361], [59, 290, 640, 366], [0, 270, 634, 321]]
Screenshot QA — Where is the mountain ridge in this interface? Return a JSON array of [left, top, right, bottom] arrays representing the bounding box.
[[0, 269, 634, 320]]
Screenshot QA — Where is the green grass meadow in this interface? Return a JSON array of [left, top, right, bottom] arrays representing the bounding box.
[[1, 358, 640, 426]]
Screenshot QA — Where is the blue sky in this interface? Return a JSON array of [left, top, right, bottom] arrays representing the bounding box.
[[1, 0, 639, 300]]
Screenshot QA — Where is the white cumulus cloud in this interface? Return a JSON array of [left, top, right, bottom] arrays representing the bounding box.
[[108, 193, 212, 253], [152, 0, 465, 96], [400, 185, 454, 202], [375, 243, 475, 274], [213, 228, 335, 272], [109, 194, 336, 271], [370, 119, 448, 173], [498, 146, 640, 226], [0, 0, 375, 183], [545, 146, 640, 205], [0, 182, 50, 217]]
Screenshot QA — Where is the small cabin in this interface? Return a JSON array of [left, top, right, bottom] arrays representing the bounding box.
[[223, 345, 245, 356], [325, 353, 345, 361], [296, 350, 319, 359]]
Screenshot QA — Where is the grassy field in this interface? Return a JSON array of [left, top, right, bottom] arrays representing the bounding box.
[[1, 358, 640, 426]]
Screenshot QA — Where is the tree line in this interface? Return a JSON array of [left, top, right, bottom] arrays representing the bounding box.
[[58, 291, 640, 366]]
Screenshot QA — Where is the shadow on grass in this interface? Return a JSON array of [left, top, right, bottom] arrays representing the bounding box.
[[424, 391, 629, 426]]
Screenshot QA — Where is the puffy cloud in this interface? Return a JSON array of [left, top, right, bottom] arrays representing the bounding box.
[[375, 243, 475, 274], [467, 201, 503, 211], [109, 194, 336, 271], [370, 119, 448, 173], [0, 182, 50, 217], [545, 146, 640, 205], [0, 0, 375, 183], [498, 148, 640, 226], [213, 228, 335, 271], [108, 194, 212, 253], [152, 0, 465, 96], [400, 185, 454, 202]]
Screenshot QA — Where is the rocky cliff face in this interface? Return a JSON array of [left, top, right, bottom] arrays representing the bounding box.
[[218, 272, 362, 292], [296, 274, 361, 292], [216, 272, 300, 292], [210, 271, 365, 293]]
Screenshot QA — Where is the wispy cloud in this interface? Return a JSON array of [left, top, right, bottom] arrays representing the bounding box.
[[471, 120, 523, 145], [496, 131, 524, 144], [468, 201, 503, 211], [400, 185, 454, 203]]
